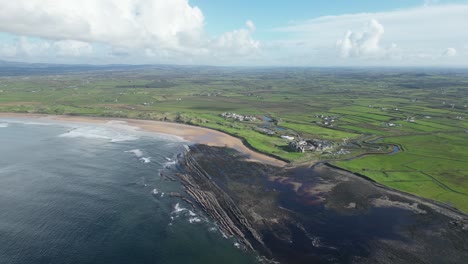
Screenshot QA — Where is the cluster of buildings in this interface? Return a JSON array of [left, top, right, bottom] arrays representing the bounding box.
[[336, 148, 351, 155], [221, 112, 257, 122], [315, 114, 339, 127], [288, 139, 334, 153]]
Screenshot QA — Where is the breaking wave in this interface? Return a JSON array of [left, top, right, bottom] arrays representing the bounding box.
[[125, 149, 151, 163], [140, 157, 151, 163], [189, 217, 202, 224], [0, 123, 8, 128], [59, 126, 138, 142], [164, 159, 176, 168], [125, 149, 143, 157], [1, 120, 52, 126], [171, 203, 202, 224], [172, 203, 187, 214]]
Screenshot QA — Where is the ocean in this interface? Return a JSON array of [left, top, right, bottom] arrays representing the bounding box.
[[0, 118, 257, 264]]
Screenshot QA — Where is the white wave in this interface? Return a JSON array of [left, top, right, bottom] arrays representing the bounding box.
[[111, 120, 184, 142], [1, 120, 52, 126], [221, 232, 228, 239], [164, 160, 176, 167], [102, 120, 184, 142], [59, 126, 138, 142], [0, 123, 8, 128], [125, 149, 143, 157], [172, 203, 187, 214], [183, 144, 190, 152], [311, 237, 322, 248], [140, 157, 151, 163], [160, 192, 165, 198], [188, 217, 202, 224], [165, 157, 173, 162], [106, 120, 140, 132], [234, 242, 241, 248], [188, 210, 196, 217], [152, 188, 159, 195]]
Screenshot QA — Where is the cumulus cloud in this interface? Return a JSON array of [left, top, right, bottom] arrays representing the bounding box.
[[246, 20, 256, 31], [443, 47, 457, 57], [0, 0, 204, 50], [211, 21, 260, 57], [336, 19, 387, 58], [275, 4, 468, 65], [0, 0, 260, 63]]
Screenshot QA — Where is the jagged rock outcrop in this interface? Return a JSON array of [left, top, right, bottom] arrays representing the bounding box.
[[176, 152, 271, 256]]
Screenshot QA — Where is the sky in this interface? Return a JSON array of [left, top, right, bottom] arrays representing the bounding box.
[[0, 0, 467, 66]]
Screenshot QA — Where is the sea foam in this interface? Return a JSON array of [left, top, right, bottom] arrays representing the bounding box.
[[1, 120, 52, 126], [125, 149, 151, 163], [125, 149, 143, 157], [140, 157, 151, 163], [59, 126, 138, 142], [172, 203, 187, 214], [163, 159, 176, 168], [0, 123, 9, 128], [170, 203, 203, 224], [189, 217, 202, 224]]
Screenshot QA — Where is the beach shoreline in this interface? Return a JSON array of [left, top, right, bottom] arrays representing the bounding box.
[[0, 112, 287, 167]]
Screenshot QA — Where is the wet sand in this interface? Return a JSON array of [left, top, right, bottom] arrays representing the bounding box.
[[0, 113, 286, 167]]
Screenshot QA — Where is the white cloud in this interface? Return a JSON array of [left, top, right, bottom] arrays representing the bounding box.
[[443, 47, 457, 57], [211, 21, 260, 57], [0, 44, 17, 58], [0, 1, 466, 66], [0, 37, 93, 59], [336, 19, 386, 58], [274, 4, 468, 66], [18, 37, 51, 57], [246, 20, 256, 31], [53, 40, 93, 57], [0, 0, 260, 64], [0, 0, 205, 50], [0, 37, 50, 58]]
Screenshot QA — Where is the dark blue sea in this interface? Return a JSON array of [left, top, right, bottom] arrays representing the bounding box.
[[0, 118, 257, 264]]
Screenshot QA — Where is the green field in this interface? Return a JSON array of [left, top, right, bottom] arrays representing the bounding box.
[[0, 66, 467, 211]]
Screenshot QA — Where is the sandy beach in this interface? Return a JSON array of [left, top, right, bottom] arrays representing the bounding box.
[[0, 113, 286, 167]]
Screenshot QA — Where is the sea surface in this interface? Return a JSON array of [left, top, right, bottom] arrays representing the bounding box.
[[0, 118, 257, 264]]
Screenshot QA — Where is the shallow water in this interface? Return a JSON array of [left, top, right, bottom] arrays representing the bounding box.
[[0, 119, 257, 264]]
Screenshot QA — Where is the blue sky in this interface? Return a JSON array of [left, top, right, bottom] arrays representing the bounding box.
[[194, 0, 424, 35], [0, 0, 467, 66]]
